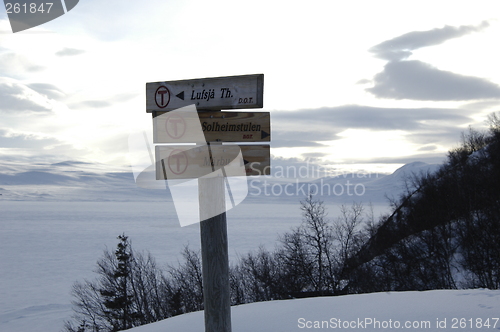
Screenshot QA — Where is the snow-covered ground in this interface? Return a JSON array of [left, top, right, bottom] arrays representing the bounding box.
[[131, 289, 500, 332], [0, 160, 448, 331]]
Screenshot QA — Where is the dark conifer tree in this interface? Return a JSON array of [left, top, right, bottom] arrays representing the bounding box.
[[99, 234, 140, 331]]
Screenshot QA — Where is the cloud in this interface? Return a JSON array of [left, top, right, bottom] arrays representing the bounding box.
[[55, 47, 85, 57], [271, 139, 325, 148], [356, 154, 447, 165], [364, 21, 500, 101], [0, 78, 55, 113], [0, 53, 44, 78], [418, 145, 439, 152], [0, 129, 60, 149], [68, 93, 138, 110], [460, 100, 500, 112], [273, 105, 471, 133], [301, 152, 329, 159], [356, 79, 371, 85], [271, 129, 336, 148], [370, 21, 490, 61], [366, 60, 500, 101], [69, 100, 113, 109], [27, 83, 66, 100], [271, 105, 475, 156]]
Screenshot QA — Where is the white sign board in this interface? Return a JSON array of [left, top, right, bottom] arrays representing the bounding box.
[[146, 74, 263, 112]]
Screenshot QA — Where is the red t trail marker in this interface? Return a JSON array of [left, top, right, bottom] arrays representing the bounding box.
[[155, 86, 170, 108], [164, 113, 187, 139], [167, 149, 188, 175]]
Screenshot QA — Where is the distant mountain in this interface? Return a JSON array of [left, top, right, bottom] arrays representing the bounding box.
[[364, 161, 441, 201], [0, 171, 77, 185], [247, 161, 440, 204], [0, 159, 439, 204], [0, 160, 168, 202]]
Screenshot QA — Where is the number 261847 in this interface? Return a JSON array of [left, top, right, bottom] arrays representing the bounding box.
[[5, 3, 54, 14]]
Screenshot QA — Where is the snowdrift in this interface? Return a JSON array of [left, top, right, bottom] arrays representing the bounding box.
[[131, 289, 500, 332]]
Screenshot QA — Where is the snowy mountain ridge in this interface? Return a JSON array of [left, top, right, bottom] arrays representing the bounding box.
[[0, 159, 440, 204]]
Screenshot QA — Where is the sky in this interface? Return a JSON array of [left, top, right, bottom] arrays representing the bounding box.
[[1, 0, 500, 174]]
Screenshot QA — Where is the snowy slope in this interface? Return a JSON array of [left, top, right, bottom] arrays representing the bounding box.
[[130, 289, 500, 332]]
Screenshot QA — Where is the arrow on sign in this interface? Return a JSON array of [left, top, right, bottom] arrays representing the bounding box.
[[176, 91, 185, 100], [261, 130, 270, 140]]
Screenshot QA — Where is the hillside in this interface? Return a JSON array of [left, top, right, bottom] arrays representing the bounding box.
[[342, 125, 500, 292]]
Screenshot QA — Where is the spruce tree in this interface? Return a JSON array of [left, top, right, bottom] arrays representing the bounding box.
[[99, 234, 139, 331]]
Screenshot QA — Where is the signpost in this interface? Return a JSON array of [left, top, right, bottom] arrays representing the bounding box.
[[146, 74, 268, 332], [146, 74, 264, 112], [155, 144, 270, 180], [153, 111, 270, 143]]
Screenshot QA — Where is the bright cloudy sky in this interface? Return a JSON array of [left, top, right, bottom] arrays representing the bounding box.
[[1, 0, 500, 174]]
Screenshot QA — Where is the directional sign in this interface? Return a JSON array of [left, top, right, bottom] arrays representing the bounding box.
[[155, 144, 270, 180], [146, 74, 264, 112], [154, 111, 270, 143]]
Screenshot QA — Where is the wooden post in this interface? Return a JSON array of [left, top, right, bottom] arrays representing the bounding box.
[[199, 135, 232, 331]]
